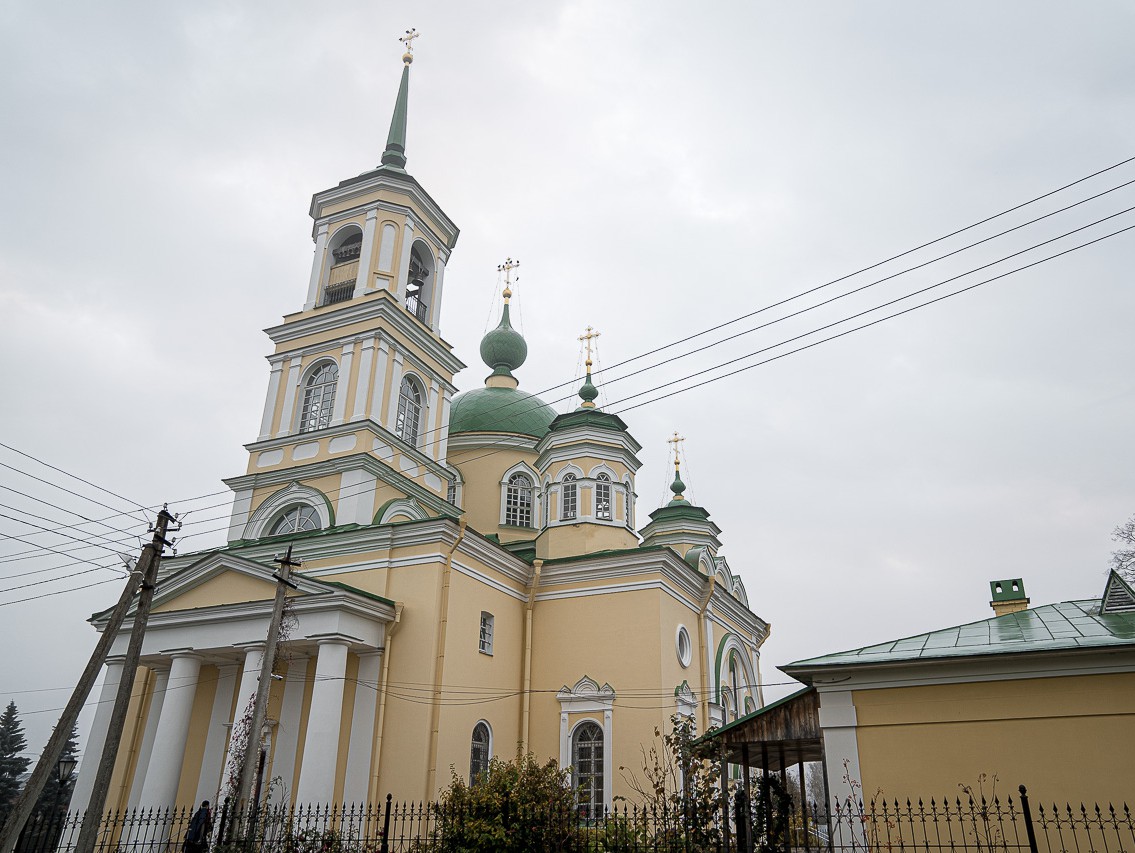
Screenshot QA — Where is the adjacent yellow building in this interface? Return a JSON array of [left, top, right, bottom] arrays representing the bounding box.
[[69, 48, 770, 814]]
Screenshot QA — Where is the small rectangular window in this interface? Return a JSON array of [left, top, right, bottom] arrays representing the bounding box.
[[562, 482, 577, 520], [479, 612, 494, 655]]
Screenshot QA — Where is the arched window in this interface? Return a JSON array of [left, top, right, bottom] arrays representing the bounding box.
[[572, 722, 604, 819], [561, 474, 577, 521], [395, 376, 423, 446], [405, 243, 432, 324], [595, 473, 612, 521], [504, 473, 533, 527], [299, 362, 338, 433], [269, 504, 321, 536], [470, 722, 491, 783], [322, 229, 362, 306]]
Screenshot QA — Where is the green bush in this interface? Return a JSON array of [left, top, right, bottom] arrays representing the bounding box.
[[435, 750, 580, 852]]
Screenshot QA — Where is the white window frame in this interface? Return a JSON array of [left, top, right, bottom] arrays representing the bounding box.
[[676, 624, 692, 668], [594, 473, 612, 521], [557, 676, 615, 817], [571, 720, 605, 819], [268, 504, 321, 537], [395, 374, 424, 447], [298, 360, 339, 434], [502, 471, 535, 528], [479, 611, 494, 655], [561, 474, 578, 521]]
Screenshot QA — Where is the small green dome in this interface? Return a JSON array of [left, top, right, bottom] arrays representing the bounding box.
[[578, 370, 599, 408], [479, 303, 527, 377], [450, 386, 556, 439]]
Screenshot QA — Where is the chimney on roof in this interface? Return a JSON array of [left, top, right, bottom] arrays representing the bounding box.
[[989, 578, 1029, 616]]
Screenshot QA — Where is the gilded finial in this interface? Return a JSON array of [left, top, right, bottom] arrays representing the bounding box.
[[668, 432, 686, 501], [399, 28, 420, 64], [577, 326, 601, 409], [498, 258, 520, 303]]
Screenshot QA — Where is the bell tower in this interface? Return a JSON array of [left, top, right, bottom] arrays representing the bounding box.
[[225, 33, 466, 544]]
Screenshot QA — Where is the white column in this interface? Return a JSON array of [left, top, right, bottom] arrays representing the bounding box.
[[258, 359, 285, 441], [330, 342, 354, 426], [304, 222, 330, 310], [350, 336, 377, 422], [437, 391, 453, 464], [385, 352, 405, 429], [71, 657, 124, 814], [269, 655, 308, 798], [430, 256, 446, 332], [394, 223, 414, 302], [221, 644, 266, 790], [353, 209, 378, 297], [140, 652, 202, 809], [558, 712, 570, 771], [127, 666, 170, 808], [424, 382, 439, 459], [369, 341, 390, 425], [343, 650, 382, 804], [337, 469, 377, 527], [295, 639, 350, 804], [275, 357, 303, 438], [195, 664, 238, 804], [602, 708, 614, 812], [227, 489, 253, 544]]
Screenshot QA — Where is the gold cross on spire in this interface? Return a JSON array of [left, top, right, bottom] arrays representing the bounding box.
[[668, 431, 685, 471], [579, 325, 601, 368], [399, 28, 420, 63], [497, 258, 520, 302]]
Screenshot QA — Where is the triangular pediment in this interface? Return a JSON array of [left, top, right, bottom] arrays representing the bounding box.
[[140, 552, 326, 617]]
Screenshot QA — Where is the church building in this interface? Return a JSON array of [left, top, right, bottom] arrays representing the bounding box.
[[70, 41, 770, 815]]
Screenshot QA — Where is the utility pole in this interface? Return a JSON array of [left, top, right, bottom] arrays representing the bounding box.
[[236, 546, 300, 811], [74, 506, 179, 853], [0, 563, 143, 853]]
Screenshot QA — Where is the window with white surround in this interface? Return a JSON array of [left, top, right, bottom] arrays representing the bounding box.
[[561, 474, 577, 521], [395, 375, 423, 446], [504, 473, 533, 527], [572, 722, 604, 819], [676, 625, 692, 668], [269, 504, 321, 536], [298, 362, 338, 433], [595, 473, 612, 521], [470, 721, 491, 782], [479, 612, 494, 655]]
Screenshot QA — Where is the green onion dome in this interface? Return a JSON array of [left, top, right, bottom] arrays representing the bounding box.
[[479, 303, 527, 378], [449, 386, 557, 439]]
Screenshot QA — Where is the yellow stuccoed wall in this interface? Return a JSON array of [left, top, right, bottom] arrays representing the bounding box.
[[852, 671, 1135, 805], [449, 445, 538, 540]]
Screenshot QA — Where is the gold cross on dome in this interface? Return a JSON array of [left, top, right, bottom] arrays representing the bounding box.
[[668, 432, 685, 469], [497, 257, 520, 301], [399, 28, 421, 53], [579, 325, 601, 367]]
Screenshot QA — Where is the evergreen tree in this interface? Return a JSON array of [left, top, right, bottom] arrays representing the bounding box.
[[15, 725, 80, 853], [0, 701, 31, 827]]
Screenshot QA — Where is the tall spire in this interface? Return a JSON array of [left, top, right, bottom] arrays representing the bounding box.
[[381, 28, 419, 172]]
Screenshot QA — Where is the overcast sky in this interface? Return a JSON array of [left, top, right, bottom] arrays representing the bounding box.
[[2, 1, 1133, 759]]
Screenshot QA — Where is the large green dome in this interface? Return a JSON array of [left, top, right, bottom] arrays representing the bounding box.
[[449, 386, 557, 439]]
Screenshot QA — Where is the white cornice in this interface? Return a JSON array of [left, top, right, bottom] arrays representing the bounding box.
[[309, 172, 459, 249], [267, 294, 465, 376], [535, 439, 644, 474], [448, 433, 540, 452]]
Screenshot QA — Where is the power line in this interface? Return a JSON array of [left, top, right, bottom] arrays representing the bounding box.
[[0, 442, 149, 523]]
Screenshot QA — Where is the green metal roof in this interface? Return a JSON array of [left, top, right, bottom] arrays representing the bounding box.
[[546, 407, 628, 434], [784, 598, 1135, 673], [449, 386, 557, 438]]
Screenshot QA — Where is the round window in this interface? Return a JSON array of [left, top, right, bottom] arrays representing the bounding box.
[[676, 625, 692, 668]]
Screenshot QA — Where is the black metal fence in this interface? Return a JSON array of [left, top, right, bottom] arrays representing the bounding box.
[[18, 786, 1133, 853]]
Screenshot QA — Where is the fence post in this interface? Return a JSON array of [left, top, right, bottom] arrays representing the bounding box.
[[380, 794, 391, 853], [735, 788, 753, 853], [1018, 786, 1039, 853]]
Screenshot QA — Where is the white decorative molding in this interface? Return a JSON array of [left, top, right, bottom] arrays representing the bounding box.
[[377, 222, 397, 273], [259, 361, 285, 441], [276, 357, 303, 439], [244, 482, 333, 540], [292, 442, 319, 461], [257, 450, 285, 468], [329, 434, 358, 454], [350, 336, 377, 422], [226, 488, 254, 543], [423, 472, 443, 492], [557, 676, 616, 814], [331, 343, 354, 427], [378, 499, 428, 524], [353, 209, 378, 299], [337, 468, 377, 527], [304, 222, 330, 310]]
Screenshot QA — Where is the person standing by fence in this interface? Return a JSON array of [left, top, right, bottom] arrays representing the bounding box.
[[182, 801, 212, 853]]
